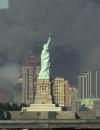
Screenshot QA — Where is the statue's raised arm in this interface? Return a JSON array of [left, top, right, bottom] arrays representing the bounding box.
[[42, 34, 51, 51], [47, 34, 51, 46]]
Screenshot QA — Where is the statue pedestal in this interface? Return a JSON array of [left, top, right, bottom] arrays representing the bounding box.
[[34, 79, 52, 104], [22, 104, 61, 112], [22, 79, 62, 112]]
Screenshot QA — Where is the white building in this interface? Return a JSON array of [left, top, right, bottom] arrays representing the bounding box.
[[78, 70, 98, 99]]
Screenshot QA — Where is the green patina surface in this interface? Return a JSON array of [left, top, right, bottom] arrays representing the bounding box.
[[38, 36, 51, 80]]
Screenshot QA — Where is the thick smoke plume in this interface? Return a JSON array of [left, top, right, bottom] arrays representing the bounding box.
[[0, 0, 100, 94]]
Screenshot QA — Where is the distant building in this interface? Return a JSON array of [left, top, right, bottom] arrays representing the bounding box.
[[64, 80, 71, 108], [64, 81, 78, 110], [78, 70, 98, 99], [53, 77, 65, 107], [22, 55, 40, 104], [53, 77, 78, 110], [69, 87, 78, 111], [50, 45, 80, 85], [0, 88, 13, 103], [14, 83, 22, 104]]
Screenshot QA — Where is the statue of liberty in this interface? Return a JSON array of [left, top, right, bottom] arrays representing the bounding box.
[[38, 35, 51, 80]]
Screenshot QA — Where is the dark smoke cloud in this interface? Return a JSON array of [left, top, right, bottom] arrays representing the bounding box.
[[0, 0, 91, 63], [0, 0, 100, 93]]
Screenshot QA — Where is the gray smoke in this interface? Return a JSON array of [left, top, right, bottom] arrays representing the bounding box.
[[0, 0, 100, 94], [0, 64, 20, 83], [0, 63, 20, 93]]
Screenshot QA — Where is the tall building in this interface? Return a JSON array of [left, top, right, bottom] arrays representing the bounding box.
[[64, 81, 78, 110], [78, 70, 98, 99], [22, 55, 40, 104], [50, 45, 80, 85], [53, 77, 65, 107], [69, 87, 78, 111], [14, 83, 22, 104], [64, 80, 71, 108], [53, 77, 78, 110]]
